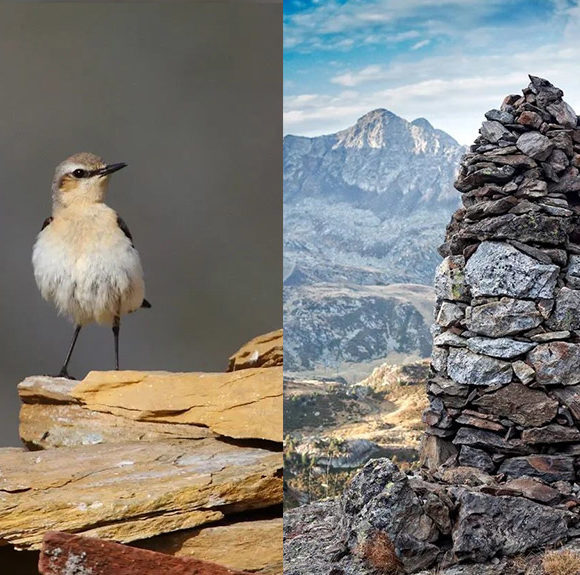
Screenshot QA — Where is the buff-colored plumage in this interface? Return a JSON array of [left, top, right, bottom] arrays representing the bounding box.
[[33, 153, 145, 326]]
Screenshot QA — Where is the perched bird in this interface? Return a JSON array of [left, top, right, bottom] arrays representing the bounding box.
[[32, 153, 150, 378]]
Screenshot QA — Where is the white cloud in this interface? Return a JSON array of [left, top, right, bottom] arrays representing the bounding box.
[[411, 39, 430, 50], [285, 39, 580, 144]]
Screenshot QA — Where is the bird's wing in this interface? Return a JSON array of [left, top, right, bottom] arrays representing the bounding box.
[[41, 216, 53, 231], [117, 215, 152, 309], [116, 215, 134, 247]]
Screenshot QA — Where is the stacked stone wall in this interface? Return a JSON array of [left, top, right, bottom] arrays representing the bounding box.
[[425, 76, 580, 487]]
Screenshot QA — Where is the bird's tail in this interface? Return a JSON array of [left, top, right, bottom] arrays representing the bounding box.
[[141, 299, 152, 308]]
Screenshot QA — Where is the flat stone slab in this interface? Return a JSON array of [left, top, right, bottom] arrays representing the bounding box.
[[139, 517, 282, 574], [0, 439, 282, 550], [19, 377, 210, 449], [39, 531, 246, 575], [21, 367, 282, 444]]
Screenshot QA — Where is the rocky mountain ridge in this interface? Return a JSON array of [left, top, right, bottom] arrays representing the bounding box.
[[284, 109, 465, 375]]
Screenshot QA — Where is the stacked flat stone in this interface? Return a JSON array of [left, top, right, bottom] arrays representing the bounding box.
[[426, 76, 580, 487]]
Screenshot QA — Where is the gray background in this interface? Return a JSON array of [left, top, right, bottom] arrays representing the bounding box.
[[0, 2, 281, 446]]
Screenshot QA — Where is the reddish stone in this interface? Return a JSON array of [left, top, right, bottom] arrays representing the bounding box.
[[39, 532, 247, 575]]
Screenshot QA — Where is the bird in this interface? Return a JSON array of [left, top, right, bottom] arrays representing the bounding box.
[[32, 152, 151, 379]]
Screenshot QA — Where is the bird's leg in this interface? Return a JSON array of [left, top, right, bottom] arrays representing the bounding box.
[[58, 325, 82, 379], [113, 315, 120, 370]]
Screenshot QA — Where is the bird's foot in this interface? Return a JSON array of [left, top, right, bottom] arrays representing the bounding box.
[[56, 369, 77, 380]]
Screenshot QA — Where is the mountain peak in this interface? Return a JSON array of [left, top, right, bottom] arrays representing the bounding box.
[[411, 117, 433, 130]]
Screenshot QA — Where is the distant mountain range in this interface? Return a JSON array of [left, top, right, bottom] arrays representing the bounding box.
[[284, 109, 465, 377]]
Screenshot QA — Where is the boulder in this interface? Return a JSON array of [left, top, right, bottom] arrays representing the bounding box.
[[342, 459, 440, 573], [453, 491, 569, 562]]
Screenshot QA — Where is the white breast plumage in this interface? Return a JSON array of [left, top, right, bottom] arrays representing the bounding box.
[[32, 204, 145, 326]]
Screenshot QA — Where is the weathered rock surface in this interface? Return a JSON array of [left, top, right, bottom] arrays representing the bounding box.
[[227, 329, 283, 371], [446, 348, 512, 386], [465, 336, 535, 358], [66, 368, 282, 443], [465, 242, 558, 298], [39, 531, 246, 575], [138, 517, 282, 574], [466, 298, 542, 336], [0, 439, 282, 550], [472, 382, 558, 427], [453, 491, 569, 562], [19, 377, 211, 449], [527, 342, 580, 386], [341, 459, 439, 572], [498, 455, 575, 482]]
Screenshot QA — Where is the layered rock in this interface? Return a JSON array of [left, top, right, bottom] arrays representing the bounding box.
[[428, 76, 580, 486], [7, 331, 283, 574]]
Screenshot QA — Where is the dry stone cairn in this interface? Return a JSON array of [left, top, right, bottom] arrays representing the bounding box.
[[427, 75, 580, 487]]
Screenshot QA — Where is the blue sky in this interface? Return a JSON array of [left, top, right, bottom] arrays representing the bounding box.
[[284, 0, 580, 144]]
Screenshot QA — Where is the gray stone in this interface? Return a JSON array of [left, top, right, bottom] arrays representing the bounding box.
[[498, 455, 575, 482], [549, 148, 569, 172], [466, 337, 536, 359], [452, 491, 569, 562], [480, 121, 512, 143], [467, 298, 542, 337], [547, 287, 580, 330], [431, 346, 448, 375], [465, 242, 559, 299], [549, 130, 574, 156], [548, 166, 580, 193], [473, 382, 558, 427], [434, 256, 469, 301], [453, 427, 526, 454], [341, 459, 439, 573], [484, 109, 514, 124], [527, 342, 580, 386], [547, 100, 578, 128], [516, 131, 553, 160], [433, 332, 467, 347], [566, 254, 580, 289], [530, 330, 571, 342], [435, 301, 464, 327], [447, 348, 512, 386], [455, 166, 516, 193], [528, 76, 563, 100], [551, 386, 580, 422], [463, 197, 517, 221], [458, 446, 495, 473], [464, 213, 572, 246]]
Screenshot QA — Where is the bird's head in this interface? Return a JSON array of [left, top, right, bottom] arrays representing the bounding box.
[[52, 152, 127, 208]]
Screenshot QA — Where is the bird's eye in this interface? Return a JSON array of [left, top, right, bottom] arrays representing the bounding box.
[[72, 169, 86, 178]]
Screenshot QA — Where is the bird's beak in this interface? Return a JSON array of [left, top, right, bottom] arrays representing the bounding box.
[[97, 163, 127, 177]]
